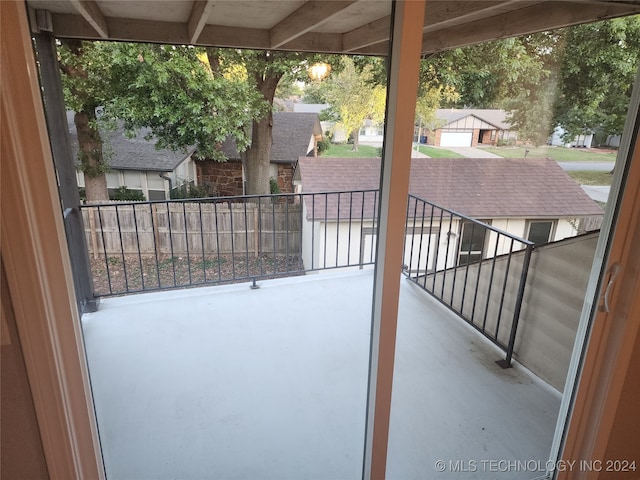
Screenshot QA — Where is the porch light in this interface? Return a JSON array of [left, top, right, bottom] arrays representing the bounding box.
[[308, 62, 331, 81]]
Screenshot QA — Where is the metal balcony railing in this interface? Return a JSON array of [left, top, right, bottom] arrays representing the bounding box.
[[403, 194, 534, 367], [80, 190, 379, 297], [80, 190, 532, 366]]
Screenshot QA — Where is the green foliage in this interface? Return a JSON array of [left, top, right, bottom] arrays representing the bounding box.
[[552, 17, 640, 140], [416, 146, 465, 158], [321, 144, 381, 158], [105, 44, 264, 161], [316, 137, 331, 154], [567, 170, 614, 186], [170, 182, 215, 199], [322, 57, 386, 149], [479, 146, 616, 162], [110, 186, 145, 201], [269, 178, 281, 194]]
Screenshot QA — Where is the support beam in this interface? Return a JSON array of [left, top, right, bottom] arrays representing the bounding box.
[[342, 1, 523, 53], [188, 0, 215, 44], [1, 2, 104, 477], [422, 1, 640, 54], [68, 0, 108, 38], [270, 0, 356, 48], [363, 1, 426, 479], [33, 31, 99, 314]]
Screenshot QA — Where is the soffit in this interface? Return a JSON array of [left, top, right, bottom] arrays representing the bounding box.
[[25, 1, 640, 55]]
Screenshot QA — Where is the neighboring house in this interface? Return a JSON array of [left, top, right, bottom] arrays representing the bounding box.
[[424, 109, 517, 147], [68, 112, 197, 200], [296, 156, 603, 270], [549, 126, 595, 148], [197, 112, 323, 196]]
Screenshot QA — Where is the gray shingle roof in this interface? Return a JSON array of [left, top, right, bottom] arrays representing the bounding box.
[[298, 157, 603, 220], [436, 109, 512, 130], [67, 111, 194, 172], [218, 112, 322, 163]]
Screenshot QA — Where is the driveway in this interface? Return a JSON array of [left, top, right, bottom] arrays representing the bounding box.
[[581, 186, 610, 203], [444, 146, 503, 158]]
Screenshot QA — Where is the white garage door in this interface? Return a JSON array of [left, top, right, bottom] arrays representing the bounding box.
[[440, 131, 473, 147]]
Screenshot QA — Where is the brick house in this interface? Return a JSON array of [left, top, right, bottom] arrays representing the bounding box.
[[423, 109, 517, 147], [197, 112, 323, 196]]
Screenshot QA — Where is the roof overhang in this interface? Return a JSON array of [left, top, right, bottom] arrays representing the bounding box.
[[26, 1, 640, 56]]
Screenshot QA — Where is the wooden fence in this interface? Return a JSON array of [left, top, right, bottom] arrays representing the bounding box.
[[81, 201, 302, 257]]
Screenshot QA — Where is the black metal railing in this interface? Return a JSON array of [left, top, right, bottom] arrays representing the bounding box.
[[80, 190, 379, 297], [403, 194, 534, 367], [81, 190, 533, 366]]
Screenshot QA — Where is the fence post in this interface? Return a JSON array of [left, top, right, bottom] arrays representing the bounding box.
[[253, 205, 259, 258], [87, 207, 98, 259], [151, 203, 161, 254], [497, 242, 533, 368]]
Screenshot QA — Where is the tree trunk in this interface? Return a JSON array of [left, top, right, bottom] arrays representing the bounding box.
[[75, 110, 109, 202], [244, 69, 282, 196], [245, 113, 273, 196], [351, 129, 360, 152]]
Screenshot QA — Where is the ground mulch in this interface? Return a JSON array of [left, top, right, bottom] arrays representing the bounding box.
[[90, 253, 304, 296]]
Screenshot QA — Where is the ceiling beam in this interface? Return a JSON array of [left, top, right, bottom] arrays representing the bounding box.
[[188, 0, 215, 44], [68, 0, 108, 38], [278, 31, 344, 54], [422, 1, 640, 54], [270, 0, 356, 48], [342, 15, 390, 52], [342, 1, 526, 52]]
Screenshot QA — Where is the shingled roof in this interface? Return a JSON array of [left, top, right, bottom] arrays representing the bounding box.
[[297, 157, 603, 221], [436, 109, 512, 130], [218, 112, 322, 163], [67, 111, 195, 172]]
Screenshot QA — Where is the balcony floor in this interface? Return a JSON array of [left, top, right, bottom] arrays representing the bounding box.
[[82, 270, 561, 479]]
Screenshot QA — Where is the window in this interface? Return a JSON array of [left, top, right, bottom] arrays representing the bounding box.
[[457, 220, 490, 265], [527, 220, 555, 245]]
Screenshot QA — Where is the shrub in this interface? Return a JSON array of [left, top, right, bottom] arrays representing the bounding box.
[[317, 137, 331, 154], [270, 177, 281, 194], [171, 182, 215, 199], [110, 186, 145, 201]]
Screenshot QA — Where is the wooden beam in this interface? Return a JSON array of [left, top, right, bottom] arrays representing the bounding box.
[[188, 0, 215, 44], [342, 1, 527, 52], [422, 1, 640, 54], [277, 31, 344, 54], [68, 0, 108, 38], [352, 40, 389, 57], [270, 0, 356, 49], [342, 15, 390, 52], [363, 0, 426, 478]]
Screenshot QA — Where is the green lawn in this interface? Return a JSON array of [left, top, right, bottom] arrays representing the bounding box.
[[567, 170, 614, 186], [417, 145, 465, 158], [322, 143, 381, 158], [478, 146, 617, 162]]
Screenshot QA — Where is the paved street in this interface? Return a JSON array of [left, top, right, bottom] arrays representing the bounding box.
[[557, 161, 615, 171]]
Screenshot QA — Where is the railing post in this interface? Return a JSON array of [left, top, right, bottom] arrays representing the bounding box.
[[497, 242, 534, 368], [33, 31, 98, 313]]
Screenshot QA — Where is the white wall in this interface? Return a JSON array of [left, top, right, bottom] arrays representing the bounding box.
[[77, 156, 196, 200], [301, 215, 582, 274], [549, 127, 593, 147]]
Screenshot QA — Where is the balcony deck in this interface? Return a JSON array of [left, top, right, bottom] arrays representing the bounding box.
[[82, 269, 561, 479]]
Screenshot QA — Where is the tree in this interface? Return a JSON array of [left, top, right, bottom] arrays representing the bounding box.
[[552, 17, 640, 142], [323, 57, 386, 151], [59, 41, 263, 201]]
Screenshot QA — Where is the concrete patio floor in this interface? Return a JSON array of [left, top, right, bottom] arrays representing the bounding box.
[[82, 270, 561, 479]]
